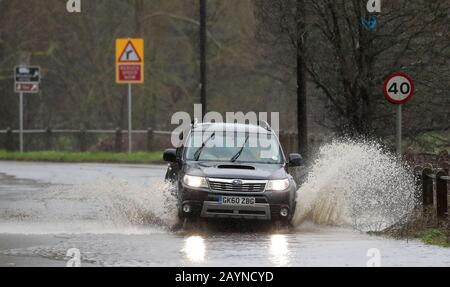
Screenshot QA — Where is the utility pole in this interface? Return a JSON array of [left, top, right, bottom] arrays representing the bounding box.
[[296, 0, 308, 157], [200, 0, 207, 117], [135, 0, 144, 36]]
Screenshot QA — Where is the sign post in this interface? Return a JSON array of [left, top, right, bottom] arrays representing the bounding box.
[[396, 104, 402, 155], [383, 72, 415, 155], [128, 83, 132, 154], [116, 38, 144, 153], [14, 66, 41, 153], [19, 92, 23, 153]]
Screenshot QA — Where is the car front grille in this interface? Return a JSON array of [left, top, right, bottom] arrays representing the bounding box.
[[208, 178, 267, 193]]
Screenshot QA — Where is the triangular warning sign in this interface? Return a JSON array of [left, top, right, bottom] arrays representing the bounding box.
[[119, 41, 142, 63]]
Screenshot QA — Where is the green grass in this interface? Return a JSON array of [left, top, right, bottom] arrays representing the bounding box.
[[0, 150, 164, 164], [418, 228, 450, 248]]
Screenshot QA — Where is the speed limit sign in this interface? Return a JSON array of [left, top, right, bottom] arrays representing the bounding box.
[[383, 72, 415, 105], [383, 72, 415, 155]]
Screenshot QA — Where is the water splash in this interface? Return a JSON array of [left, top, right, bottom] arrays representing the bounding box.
[[0, 176, 179, 235], [292, 139, 418, 232]]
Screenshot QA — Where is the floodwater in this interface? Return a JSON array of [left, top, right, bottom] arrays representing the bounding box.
[[0, 160, 449, 267]]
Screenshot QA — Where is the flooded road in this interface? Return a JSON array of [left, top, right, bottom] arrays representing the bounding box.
[[0, 161, 449, 267]]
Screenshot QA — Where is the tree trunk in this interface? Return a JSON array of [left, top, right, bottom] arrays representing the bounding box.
[[134, 0, 144, 36], [297, 48, 308, 156]]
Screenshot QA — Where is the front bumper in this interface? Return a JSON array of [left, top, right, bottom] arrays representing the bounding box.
[[200, 201, 272, 220], [178, 181, 296, 221]]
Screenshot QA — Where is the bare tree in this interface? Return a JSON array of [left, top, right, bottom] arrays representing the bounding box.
[[255, 0, 309, 156], [256, 0, 450, 139]]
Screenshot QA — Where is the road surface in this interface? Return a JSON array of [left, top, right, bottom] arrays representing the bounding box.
[[0, 161, 449, 267]]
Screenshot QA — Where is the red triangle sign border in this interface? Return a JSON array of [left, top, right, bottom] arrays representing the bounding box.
[[118, 40, 142, 63]]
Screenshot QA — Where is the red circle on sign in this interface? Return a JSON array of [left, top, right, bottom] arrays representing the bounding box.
[[383, 72, 415, 105]]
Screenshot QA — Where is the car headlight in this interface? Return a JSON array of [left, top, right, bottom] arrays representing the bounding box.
[[183, 175, 208, 188], [266, 179, 290, 191]]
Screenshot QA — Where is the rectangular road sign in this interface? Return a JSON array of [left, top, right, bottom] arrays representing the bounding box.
[[118, 65, 142, 82], [116, 39, 144, 84], [15, 66, 40, 93], [15, 83, 39, 93]]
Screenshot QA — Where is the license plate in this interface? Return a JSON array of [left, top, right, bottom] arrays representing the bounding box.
[[219, 196, 256, 206]]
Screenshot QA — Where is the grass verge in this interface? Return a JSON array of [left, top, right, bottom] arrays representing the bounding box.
[[380, 214, 450, 248], [417, 228, 450, 248], [0, 150, 164, 164]]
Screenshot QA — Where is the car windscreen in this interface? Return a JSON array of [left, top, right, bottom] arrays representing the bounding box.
[[184, 131, 283, 164]]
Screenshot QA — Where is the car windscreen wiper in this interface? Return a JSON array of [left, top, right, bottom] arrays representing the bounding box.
[[193, 132, 215, 161], [230, 135, 249, 162]]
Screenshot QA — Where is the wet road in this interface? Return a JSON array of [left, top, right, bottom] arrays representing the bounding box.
[[0, 161, 449, 267]]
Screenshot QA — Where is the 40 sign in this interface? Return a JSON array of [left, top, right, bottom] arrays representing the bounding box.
[[383, 72, 415, 105], [383, 71, 415, 155]]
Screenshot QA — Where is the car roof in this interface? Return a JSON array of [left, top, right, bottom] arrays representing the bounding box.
[[191, 122, 271, 134]]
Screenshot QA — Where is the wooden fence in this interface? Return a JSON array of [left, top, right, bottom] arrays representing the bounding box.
[[0, 128, 172, 152], [0, 128, 307, 154], [414, 160, 450, 219]]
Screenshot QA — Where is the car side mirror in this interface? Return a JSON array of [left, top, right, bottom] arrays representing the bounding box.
[[163, 148, 177, 163], [289, 153, 304, 167]]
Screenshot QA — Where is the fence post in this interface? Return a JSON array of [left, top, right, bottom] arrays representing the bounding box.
[[79, 129, 87, 152], [422, 164, 434, 211], [115, 128, 122, 153], [5, 127, 14, 151], [147, 128, 154, 152], [436, 169, 448, 219], [45, 128, 52, 151]]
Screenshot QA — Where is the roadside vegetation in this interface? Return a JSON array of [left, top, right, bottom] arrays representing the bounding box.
[[0, 150, 164, 164], [2, 1, 449, 155], [381, 212, 450, 248], [418, 228, 450, 248], [403, 131, 450, 154], [398, 226, 450, 248]]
